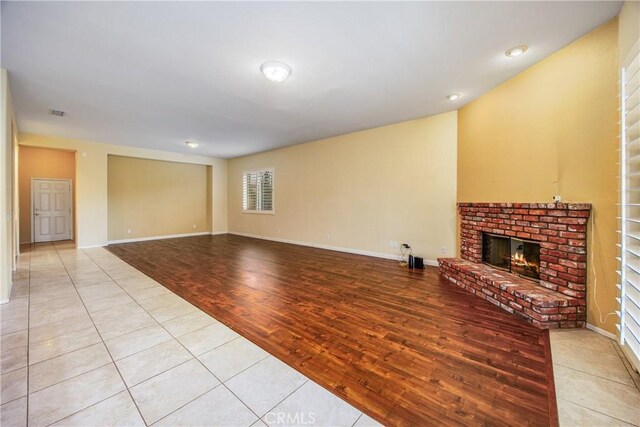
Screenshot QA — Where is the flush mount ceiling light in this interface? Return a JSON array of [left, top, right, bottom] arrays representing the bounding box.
[[260, 61, 292, 83], [49, 109, 65, 117], [185, 141, 199, 149], [505, 45, 528, 57], [446, 93, 461, 101]]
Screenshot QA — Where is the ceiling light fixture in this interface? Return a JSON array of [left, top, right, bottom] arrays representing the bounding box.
[[446, 93, 461, 101], [185, 141, 199, 149], [49, 109, 65, 117], [505, 45, 528, 58], [260, 61, 292, 83]]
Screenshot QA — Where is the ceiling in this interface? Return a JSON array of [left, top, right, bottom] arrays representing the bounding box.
[[1, 1, 622, 159]]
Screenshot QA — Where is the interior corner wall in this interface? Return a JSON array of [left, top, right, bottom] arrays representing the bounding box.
[[1, 69, 18, 302], [227, 111, 458, 262], [457, 19, 619, 334], [19, 133, 228, 248], [619, 0, 639, 62], [107, 156, 210, 241], [18, 146, 76, 243]]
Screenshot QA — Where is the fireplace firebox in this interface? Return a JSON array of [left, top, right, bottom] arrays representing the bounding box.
[[482, 232, 541, 281]]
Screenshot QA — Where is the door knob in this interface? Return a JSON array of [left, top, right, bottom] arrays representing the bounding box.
[[34, 213, 39, 216]]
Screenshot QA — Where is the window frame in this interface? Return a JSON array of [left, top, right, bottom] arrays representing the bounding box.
[[242, 168, 275, 215]]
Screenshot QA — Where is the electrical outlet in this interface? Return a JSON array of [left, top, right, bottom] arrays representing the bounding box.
[[127, 229, 132, 234], [325, 233, 331, 240], [390, 240, 399, 249], [193, 224, 197, 229], [440, 246, 446, 255], [553, 195, 562, 202]]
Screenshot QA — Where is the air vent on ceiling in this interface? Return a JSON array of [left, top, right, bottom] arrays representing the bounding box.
[[49, 109, 65, 117]]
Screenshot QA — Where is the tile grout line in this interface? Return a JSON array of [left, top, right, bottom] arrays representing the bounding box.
[[351, 412, 364, 427], [49, 243, 149, 427], [556, 397, 636, 426], [612, 340, 640, 392], [553, 361, 640, 390], [257, 377, 310, 423]]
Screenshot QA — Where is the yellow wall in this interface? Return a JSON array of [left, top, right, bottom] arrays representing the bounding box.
[[228, 111, 458, 262], [458, 19, 619, 333], [19, 133, 228, 248], [619, 0, 639, 62], [108, 156, 210, 241], [1, 69, 19, 302], [18, 146, 76, 243]]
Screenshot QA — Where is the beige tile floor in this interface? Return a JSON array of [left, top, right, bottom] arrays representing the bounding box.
[[551, 329, 640, 426], [1, 242, 638, 426], [0, 242, 382, 427]]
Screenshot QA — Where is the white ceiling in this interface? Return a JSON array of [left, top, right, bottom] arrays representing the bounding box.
[[1, 1, 622, 159]]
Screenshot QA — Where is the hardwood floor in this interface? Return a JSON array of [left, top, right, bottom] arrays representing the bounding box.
[[108, 234, 557, 427]]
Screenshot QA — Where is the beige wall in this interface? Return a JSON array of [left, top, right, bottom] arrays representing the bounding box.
[[108, 156, 210, 241], [1, 69, 19, 302], [458, 19, 619, 334], [19, 133, 228, 248], [228, 111, 457, 262], [18, 146, 76, 243], [619, 0, 639, 62]]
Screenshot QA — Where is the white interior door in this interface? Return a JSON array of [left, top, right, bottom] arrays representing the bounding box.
[[33, 179, 72, 243]]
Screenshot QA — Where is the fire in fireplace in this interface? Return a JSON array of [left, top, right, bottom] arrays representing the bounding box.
[[481, 232, 541, 281]]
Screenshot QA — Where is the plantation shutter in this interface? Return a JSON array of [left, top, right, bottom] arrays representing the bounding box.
[[620, 40, 640, 368], [243, 170, 274, 212]]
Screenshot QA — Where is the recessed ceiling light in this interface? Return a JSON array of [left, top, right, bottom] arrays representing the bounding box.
[[446, 93, 461, 101], [49, 109, 65, 117], [260, 61, 291, 83], [505, 45, 528, 58], [185, 141, 199, 149]]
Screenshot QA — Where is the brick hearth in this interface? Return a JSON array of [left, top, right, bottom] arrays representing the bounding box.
[[438, 202, 591, 329]]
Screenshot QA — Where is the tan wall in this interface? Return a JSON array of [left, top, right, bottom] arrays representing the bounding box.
[[228, 111, 457, 262], [1, 69, 19, 302], [458, 19, 619, 333], [619, 0, 639, 62], [18, 146, 76, 243], [19, 133, 228, 248], [108, 156, 210, 241]]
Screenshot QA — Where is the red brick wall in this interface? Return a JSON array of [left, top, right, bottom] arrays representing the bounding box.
[[459, 203, 591, 299]]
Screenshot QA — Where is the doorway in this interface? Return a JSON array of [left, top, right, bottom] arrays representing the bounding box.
[[19, 146, 76, 244], [31, 178, 73, 242]]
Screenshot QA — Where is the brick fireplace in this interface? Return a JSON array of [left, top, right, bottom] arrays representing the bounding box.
[[438, 202, 591, 328]]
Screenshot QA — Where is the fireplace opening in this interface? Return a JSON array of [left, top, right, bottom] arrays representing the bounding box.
[[482, 232, 541, 281]]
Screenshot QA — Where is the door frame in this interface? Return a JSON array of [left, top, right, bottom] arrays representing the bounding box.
[[30, 178, 74, 243]]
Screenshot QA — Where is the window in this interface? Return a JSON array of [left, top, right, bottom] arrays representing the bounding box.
[[243, 169, 274, 213], [620, 40, 640, 368]]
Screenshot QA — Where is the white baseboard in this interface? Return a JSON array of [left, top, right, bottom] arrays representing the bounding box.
[[586, 323, 618, 340], [78, 244, 107, 249], [210, 231, 228, 236], [108, 231, 210, 245], [0, 298, 9, 304], [227, 231, 438, 266]]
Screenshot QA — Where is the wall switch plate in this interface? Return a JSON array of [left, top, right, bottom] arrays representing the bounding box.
[[193, 224, 197, 229], [127, 229, 131, 234], [440, 246, 445, 254]]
